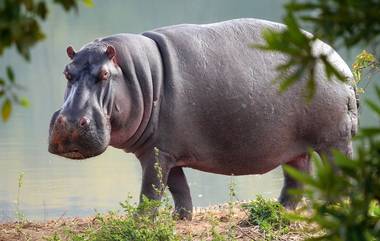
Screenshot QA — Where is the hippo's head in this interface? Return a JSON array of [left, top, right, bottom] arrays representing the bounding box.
[[48, 44, 123, 159]]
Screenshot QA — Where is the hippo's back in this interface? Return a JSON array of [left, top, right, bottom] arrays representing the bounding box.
[[143, 19, 357, 174]]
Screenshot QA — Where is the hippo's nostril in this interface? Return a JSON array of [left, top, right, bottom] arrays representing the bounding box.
[[56, 115, 66, 126], [79, 116, 90, 128]]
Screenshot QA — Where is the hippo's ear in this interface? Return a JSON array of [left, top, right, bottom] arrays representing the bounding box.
[[66, 46, 76, 59], [106, 45, 116, 59]]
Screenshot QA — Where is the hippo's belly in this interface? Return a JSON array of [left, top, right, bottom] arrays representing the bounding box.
[[178, 150, 308, 176], [174, 122, 309, 175], [150, 19, 353, 174]]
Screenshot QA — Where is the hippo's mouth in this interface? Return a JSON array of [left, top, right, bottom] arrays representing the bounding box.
[[61, 151, 86, 159]]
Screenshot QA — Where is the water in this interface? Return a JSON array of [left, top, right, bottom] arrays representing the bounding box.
[[0, 0, 375, 222]]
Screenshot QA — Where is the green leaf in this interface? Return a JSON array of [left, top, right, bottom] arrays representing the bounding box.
[[19, 97, 30, 108], [360, 127, 380, 137], [332, 150, 356, 170], [375, 86, 380, 100], [283, 165, 317, 186], [284, 13, 308, 47], [305, 69, 316, 101], [82, 0, 94, 8], [6, 66, 14, 83], [0, 78, 5, 86], [321, 56, 345, 82], [279, 67, 305, 92], [36, 2, 48, 19], [54, 0, 78, 11], [2, 99, 12, 122]]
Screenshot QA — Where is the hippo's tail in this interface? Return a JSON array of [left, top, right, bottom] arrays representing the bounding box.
[[354, 84, 360, 111]]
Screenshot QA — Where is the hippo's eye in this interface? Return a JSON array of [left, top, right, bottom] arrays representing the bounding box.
[[99, 69, 110, 81]]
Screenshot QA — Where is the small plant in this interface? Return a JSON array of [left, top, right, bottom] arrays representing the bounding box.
[[244, 196, 291, 240], [226, 176, 237, 241], [153, 147, 166, 197], [228, 176, 237, 216], [209, 215, 228, 241], [15, 172, 27, 223], [50, 197, 179, 241]]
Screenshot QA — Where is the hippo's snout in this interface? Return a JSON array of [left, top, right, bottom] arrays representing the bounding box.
[[56, 115, 91, 129], [48, 111, 110, 160]]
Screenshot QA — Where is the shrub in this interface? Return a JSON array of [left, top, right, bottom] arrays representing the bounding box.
[[244, 196, 291, 239]]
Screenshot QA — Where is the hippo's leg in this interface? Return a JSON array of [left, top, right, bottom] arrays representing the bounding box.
[[167, 166, 193, 220], [138, 149, 175, 215], [279, 153, 310, 210]]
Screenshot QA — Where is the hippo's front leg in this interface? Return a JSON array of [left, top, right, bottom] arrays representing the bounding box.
[[138, 148, 175, 213], [138, 149, 193, 220], [167, 167, 193, 220]]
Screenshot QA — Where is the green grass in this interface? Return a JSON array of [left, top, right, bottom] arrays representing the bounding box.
[[46, 197, 179, 241], [244, 195, 291, 240], [44, 195, 299, 241], [42, 162, 298, 241]]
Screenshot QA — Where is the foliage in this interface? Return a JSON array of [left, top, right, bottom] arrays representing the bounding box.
[[44, 196, 305, 241], [282, 52, 380, 241], [255, 13, 345, 101], [284, 0, 380, 48], [352, 50, 380, 94], [46, 197, 179, 241], [259, 2, 380, 238], [244, 196, 291, 240], [0, 0, 93, 122], [0, 67, 29, 122], [284, 125, 380, 241], [255, 0, 380, 99]]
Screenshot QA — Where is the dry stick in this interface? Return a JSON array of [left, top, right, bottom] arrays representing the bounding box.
[[236, 225, 261, 240], [53, 211, 67, 226]]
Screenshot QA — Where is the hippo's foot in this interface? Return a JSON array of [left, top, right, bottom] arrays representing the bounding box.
[[279, 153, 310, 210], [278, 195, 299, 210], [167, 167, 193, 221], [173, 208, 193, 220]]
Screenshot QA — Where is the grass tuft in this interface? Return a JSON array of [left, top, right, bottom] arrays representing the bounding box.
[[244, 195, 291, 240], [45, 197, 179, 241]]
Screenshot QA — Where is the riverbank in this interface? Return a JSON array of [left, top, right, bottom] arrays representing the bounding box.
[[0, 200, 316, 241]]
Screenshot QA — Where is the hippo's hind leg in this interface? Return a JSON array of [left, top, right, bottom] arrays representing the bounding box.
[[279, 153, 310, 210], [279, 135, 354, 209], [167, 167, 193, 220]]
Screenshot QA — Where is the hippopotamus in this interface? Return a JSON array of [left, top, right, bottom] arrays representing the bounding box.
[[48, 18, 358, 220]]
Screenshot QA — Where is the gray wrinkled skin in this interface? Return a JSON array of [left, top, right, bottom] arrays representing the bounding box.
[[49, 19, 358, 220]]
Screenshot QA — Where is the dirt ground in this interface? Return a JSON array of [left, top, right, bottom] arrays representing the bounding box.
[[0, 204, 312, 241]]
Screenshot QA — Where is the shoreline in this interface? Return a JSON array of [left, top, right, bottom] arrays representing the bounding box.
[[0, 201, 314, 241]]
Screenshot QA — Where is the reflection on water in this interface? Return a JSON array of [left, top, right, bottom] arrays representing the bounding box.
[[0, 0, 374, 222]]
